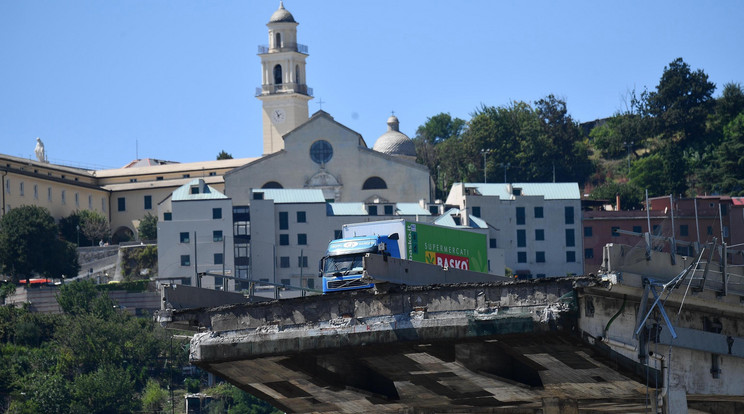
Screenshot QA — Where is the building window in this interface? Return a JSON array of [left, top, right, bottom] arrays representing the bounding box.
[[61, 190, 66, 205], [565, 206, 574, 224], [4, 179, 8, 194], [280, 278, 290, 287], [279, 212, 288, 229], [516, 207, 525, 225], [180, 232, 190, 243], [273, 64, 282, 84], [517, 229, 526, 247], [296, 211, 306, 223], [309, 140, 333, 164], [48, 187, 52, 201], [566, 251, 576, 263], [117, 197, 125, 212], [535, 229, 544, 241], [585, 248, 594, 259], [279, 256, 290, 268], [362, 176, 387, 190], [384, 205, 394, 215], [213, 231, 223, 242], [611, 226, 620, 237], [180, 255, 190, 266], [279, 234, 289, 245], [182, 174, 190, 178], [534, 206, 543, 218], [298, 256, 308, 268], [489, 238, 497, 248], [74, 193, 79, 207], [517, 252, 527, 263], [653, 224, 660, 235], [129, 178, 137, 183], [156, 176, 164, 181], [102, 197, 106, 212], [164, 212, 172, 221], [214, 253, 223, 265], [368, 205, 378, 216], [536, 251, 546, 263], [19, 182, 24, 196], [472, 206, 481, 218], [680, 225, 689, 237], [33, 185, 38, 200], [88, 195, 92, 209], [566, 229, 575, 247], [144, 195, 152, 210], [707, 226, 713, 236], [633, 225, 642, 234], [429, 205, 439, 215], [334, 230, 342, 239], [297, 234, 307, 245], [212, 208, 222, 219]]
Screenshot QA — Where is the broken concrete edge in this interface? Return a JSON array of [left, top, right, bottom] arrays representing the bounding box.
[[189, 314, 543, 364], [156, 276, 602, 331], [178, 277, 602, 364]]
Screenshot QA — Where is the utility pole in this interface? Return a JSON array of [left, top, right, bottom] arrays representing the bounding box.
[[623, 141, 634, 171]]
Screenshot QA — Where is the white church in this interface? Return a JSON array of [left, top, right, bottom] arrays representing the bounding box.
[[155, 2, 441, 291]]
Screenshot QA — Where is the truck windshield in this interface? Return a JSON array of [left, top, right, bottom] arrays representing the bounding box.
[[324, 254, 364, 276]]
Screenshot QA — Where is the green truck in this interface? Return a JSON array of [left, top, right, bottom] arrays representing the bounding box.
[[320, 219, 488, 292]]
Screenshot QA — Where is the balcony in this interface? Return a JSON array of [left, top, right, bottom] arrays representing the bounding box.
[[255, 83, 313, 97], [257, 42, 308, 55]]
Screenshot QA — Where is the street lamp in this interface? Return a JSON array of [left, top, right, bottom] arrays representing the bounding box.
[[499, 162, 510, 183], [481, 149, 492, 183]]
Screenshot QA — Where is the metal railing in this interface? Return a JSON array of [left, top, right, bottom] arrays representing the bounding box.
[[257, 42, 308, 55], [255, 83, 313, 97]]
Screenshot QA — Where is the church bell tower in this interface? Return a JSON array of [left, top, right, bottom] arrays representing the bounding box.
[[257, 2, 312, 155]]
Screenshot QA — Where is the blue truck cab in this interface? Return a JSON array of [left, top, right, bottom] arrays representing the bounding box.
[[319, 233, 400, 293]]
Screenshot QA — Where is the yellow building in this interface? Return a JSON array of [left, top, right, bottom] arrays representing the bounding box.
[[1, 154, 254, 242]]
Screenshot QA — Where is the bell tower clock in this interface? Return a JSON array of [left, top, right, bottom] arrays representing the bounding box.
[[257, 2, 313, 155]]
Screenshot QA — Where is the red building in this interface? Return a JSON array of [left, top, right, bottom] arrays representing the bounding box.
[[583, 196, 744, 275]]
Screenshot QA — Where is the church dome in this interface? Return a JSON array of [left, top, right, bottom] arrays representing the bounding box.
[[373, 115, 417, 158], [269, 2, 296, 23]]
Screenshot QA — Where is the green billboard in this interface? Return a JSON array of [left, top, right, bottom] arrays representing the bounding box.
[[405, 221, 488, 273]]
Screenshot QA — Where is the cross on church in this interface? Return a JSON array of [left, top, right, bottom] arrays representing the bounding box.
[[316, 98, 325, 110]]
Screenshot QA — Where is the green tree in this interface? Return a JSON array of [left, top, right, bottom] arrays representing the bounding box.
[[646, 57, 716, 148], [59, 210, 110, 246], [0, 206, 79, 283], [141, 379, 168, 413], [589, 113, 646, 160], [629, 152, 667, 196], [217, 150, 233, 160], [700, 113, 744, 195], [69, 364, 139, 414], [57, 280, 99, 316], [534, 95, 594, 183], [138, 213, 158, 241], [588, 181, 644, 210], [415, 112, 466, 144]]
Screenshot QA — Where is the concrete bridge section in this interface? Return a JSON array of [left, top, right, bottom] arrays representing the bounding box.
[[160, 278, 660, 413]]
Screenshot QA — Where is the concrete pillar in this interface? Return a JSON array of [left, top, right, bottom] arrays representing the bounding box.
[[665, 387, 688, 414], [542, 397, 578, 414]]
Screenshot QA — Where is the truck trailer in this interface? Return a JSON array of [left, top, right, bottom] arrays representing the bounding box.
[[319, 219, 489, 293]]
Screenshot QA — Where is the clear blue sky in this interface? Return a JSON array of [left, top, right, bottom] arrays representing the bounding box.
[[2, 1, 742, 170]]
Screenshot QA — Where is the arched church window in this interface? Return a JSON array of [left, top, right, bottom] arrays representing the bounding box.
[[274, 32, 281, 48], [309, 140, 333, 164], [273, 64, 282, 85], [262, 181, 283, 189], [362, 177, 387, 190]]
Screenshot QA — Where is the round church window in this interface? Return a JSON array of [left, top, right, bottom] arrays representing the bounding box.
[[310, 140, 333, 164]]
